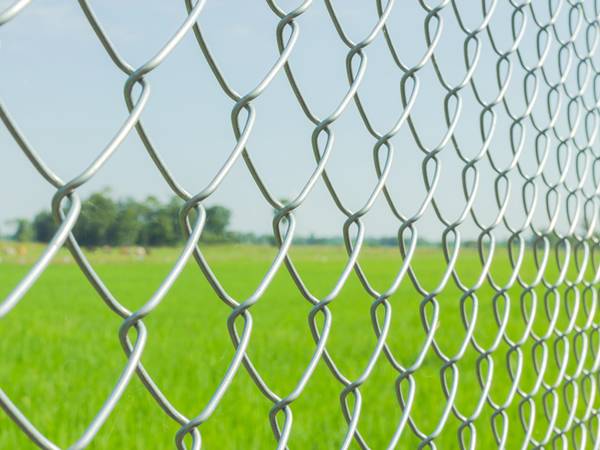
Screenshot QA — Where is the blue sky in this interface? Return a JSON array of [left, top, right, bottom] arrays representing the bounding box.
[[0, 1, 589, 240]]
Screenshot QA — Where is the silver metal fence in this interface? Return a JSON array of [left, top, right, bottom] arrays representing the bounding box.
[[2, 0, 600, 448]]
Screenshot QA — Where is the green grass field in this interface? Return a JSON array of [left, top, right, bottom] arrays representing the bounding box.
[[0, 243, 596, 448]]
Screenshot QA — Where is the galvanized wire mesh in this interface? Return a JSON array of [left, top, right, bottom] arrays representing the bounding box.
[[2, 0, 600, 448]]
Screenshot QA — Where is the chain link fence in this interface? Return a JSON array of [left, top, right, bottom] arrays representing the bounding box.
[[2, 0, 600, 448]]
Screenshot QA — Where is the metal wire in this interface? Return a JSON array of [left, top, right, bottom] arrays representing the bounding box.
[[2, 0, 600, 448]]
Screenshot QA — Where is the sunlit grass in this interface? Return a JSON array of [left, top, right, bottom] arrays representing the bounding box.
[[0, 243, 596, 448]]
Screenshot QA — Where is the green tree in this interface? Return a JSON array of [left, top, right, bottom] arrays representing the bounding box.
[[33, 211, 57, 243], [205, 205, 231, 236], [11, 219, 34, 242], [108, 198, 146, 246], [138, 196, 181, 246], [23, 191, 235, 247], [74, 191, 118, 246]]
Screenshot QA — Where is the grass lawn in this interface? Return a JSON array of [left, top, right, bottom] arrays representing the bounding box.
[[0, 243, 597, 448]]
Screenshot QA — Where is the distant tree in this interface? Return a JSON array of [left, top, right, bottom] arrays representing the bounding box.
[[22, 190, 236, 247], [11, 219, 34, 242], [74, 191, 117, 246], [108, 198, 146, 246], [33, 211, 57, 242], [205, 205, 231, 236], [165, 197, 183, 238], [139, 196, 181, 246]]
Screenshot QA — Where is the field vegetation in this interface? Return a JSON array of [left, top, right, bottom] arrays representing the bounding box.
[[0, 241, 594, 448]]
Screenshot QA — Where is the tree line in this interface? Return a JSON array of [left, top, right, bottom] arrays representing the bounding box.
[[11, 191, 232, 247], [9, 190, 441, 248]]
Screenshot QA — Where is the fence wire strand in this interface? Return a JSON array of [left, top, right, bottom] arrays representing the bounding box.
[[2, 0, 600, 448]]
